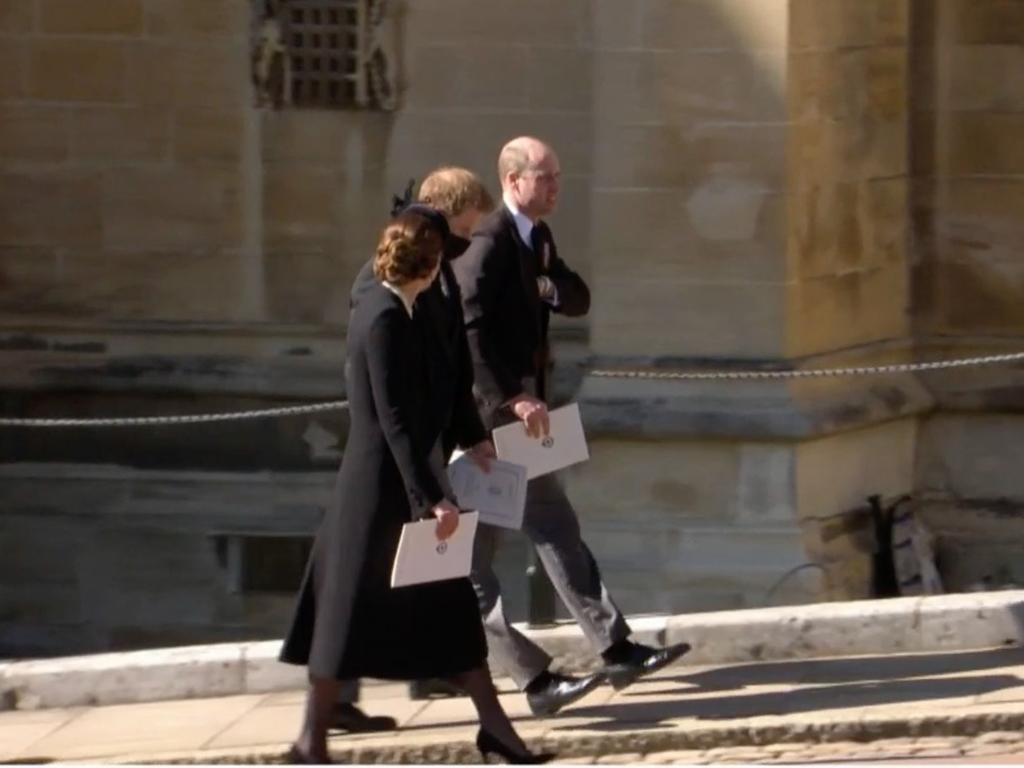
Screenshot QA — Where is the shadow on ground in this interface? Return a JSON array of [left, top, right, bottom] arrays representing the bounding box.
[[372, 648, 1024, 736], [550, 647, 1024, 733], [656, 647, 1024, 695]]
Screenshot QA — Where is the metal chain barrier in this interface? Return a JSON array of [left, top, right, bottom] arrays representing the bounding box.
[[1, 351, 1022, 428], [589, 350, 1024, 382], [0, 400, 348, 428]]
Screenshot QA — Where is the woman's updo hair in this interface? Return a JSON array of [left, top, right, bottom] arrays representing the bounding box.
[[373, 211, 444, 285]]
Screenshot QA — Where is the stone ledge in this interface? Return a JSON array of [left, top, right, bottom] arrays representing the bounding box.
[[580, 338, 1024, 440], [579, 371, 933, 441], [0, 323, 346, 398], [3, 591, 1023, 712], [0, 324, 586, 400]]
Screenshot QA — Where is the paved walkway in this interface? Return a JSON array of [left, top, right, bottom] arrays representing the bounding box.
[[4, 647, 1024, 764], [582, 733, 1024, 764]]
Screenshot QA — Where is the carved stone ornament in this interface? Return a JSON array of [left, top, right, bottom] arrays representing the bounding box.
[[251, 0, 292, 109], [365, 0, 398, 111]]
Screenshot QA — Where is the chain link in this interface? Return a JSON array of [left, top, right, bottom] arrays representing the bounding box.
[[0, 401, 348, 428], [1, 351, 1022, 428], [590, 351, 1024, 382]]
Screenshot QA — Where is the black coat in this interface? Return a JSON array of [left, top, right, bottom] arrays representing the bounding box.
[[279, 281, 486, 681], [452, 206, 590, 427], [350, 254, 487, 458]]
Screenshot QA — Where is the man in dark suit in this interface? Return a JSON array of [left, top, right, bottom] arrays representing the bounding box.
[[452, 137, 691, 717], [414, 168, 500, 465], [350, 170, 496, 467]]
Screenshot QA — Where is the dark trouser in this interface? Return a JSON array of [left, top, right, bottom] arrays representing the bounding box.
[[337, 679, 359, 703]]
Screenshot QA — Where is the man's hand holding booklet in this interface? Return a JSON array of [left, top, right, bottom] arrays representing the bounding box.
[[492, 402, 590, 480], [391, 402, 589, 587], [446, 453, 528, 530], [390, 512, 479, 588]]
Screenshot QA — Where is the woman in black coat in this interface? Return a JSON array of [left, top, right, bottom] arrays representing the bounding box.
[[280, 211, 550, 764]]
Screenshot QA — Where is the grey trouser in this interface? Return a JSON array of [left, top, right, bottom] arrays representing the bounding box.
[[470, 470, 631, 689]]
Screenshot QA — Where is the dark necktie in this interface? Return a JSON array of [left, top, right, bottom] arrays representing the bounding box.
[[530, 225, 547, 273]]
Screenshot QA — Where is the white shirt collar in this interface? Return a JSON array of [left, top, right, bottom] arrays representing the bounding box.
[[503, 193, 535, 249], [381, 280, 414, 318]]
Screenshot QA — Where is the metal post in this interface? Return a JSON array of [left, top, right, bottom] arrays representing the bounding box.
[[525, 549, 556, 627]]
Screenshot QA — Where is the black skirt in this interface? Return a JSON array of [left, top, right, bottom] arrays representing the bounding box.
[[281, 496, 487, 681], [334, 503, 487, 680]]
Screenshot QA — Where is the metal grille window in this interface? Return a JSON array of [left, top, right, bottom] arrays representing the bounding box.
[[252, 0, 397, 111], [288, 0, 365, 108]]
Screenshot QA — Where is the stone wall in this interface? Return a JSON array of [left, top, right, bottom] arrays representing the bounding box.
[[0, 0, 255, 326], [2, 0, 1024, 656], [580, 0, 920, 607], [0, 0, 593, 361], [912, 0, 1024, 339], [787, 0, 910, 358], [780, 0, 917, 599], [575, 0, 817, 614], [909, 0, 1024, 591], [588, 0, 788, 360], [0, 0, 593, 656]]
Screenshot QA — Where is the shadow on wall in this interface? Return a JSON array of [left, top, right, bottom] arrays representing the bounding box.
[[910, 1, 1024, 339]]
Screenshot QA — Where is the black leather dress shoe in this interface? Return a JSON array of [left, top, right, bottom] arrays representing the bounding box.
[[526, 671, 605, 717], [604, 641, 691, 691], [329, 703, 397, 733]]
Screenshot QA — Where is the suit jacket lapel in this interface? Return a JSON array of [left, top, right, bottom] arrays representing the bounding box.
[[421, 277, 457, 368], [502, 208, 542, 334]]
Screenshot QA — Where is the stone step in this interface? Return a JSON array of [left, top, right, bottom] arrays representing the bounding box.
[[3, 589, 1023, 711]]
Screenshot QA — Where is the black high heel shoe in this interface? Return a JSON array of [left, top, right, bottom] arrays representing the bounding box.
[[476, 728, 556, 764]]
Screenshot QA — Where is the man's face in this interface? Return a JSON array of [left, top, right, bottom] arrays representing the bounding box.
[[510, 149, 561, 220], [447, 207, 484, 240]]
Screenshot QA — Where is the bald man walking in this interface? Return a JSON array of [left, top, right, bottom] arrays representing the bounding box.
[[452, 137, 691, 718]]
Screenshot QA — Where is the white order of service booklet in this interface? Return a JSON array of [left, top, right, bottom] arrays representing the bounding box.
[[492, 402, 589, 480], [390, 511, 479, 588], [446, 453, 528, 530]]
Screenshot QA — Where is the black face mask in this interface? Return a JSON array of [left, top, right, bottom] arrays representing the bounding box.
[[444, 234, 471, 260]]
